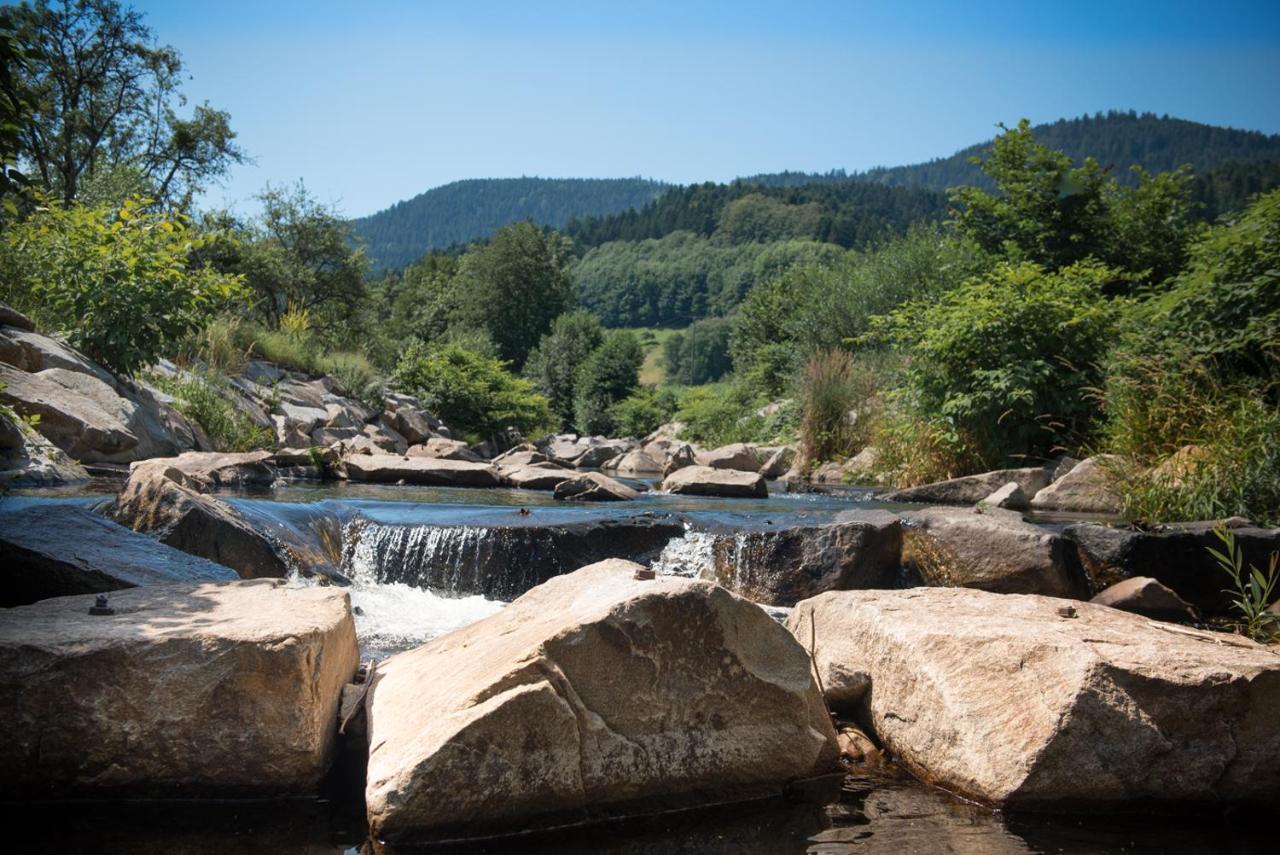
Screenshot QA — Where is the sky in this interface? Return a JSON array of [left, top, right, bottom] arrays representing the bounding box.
[[132, 0, 1280, 218]]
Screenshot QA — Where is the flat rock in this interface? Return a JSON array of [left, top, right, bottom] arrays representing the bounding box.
[[663, 465, 767, 499], [902, 506, 1089, 599], [344, 454, 501, 487], [1091, 576, 1198, 623], [1030, 455, 1123, 514], [492, 444, 551, 467], [0, 580, 358, 798], [787, 587, 1280, 808], [696, 442, 763, 472], [406, 436, 483, 462], [0, 505, 238, 607], [498, 463, 574, 491], [364, 560, 839, 842], [885, 467, 1052, 505], [553, 471, 639, 502], [137, 450, 277, 490]]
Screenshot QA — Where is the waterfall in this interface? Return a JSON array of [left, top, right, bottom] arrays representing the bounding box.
[[651, 528, 719, 578]]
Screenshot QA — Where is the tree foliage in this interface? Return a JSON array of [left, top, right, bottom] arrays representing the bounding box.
[[573, 330, 643, 436], [523, 310, 604, 430]]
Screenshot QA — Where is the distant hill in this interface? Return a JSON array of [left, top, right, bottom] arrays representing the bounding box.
[[352, 177, 671, 271], [855, 111, 1280, 191]]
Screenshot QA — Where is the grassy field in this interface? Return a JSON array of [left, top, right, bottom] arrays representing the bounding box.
[[620, 327, 682, 386]]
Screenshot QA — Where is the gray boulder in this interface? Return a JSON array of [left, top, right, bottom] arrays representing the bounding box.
[[697, 442, 763, 472], [553, 471, 639, 502], [1030, 455, 1123, 515], [498, 463, 574, 491], [407, 436, 484, 462], [602, 447, 662, 475], [0, 302, 34, 331], [982, 481, 1029, 511], [344, 453, 501, 487]]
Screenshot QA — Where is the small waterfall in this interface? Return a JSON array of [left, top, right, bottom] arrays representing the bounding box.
[[651, 528, 719, 578]]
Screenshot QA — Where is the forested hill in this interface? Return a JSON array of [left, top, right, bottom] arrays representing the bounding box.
[[352, 177, 670, 271], [857, 111, 1280, 190]]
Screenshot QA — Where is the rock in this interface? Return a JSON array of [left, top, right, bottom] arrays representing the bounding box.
[[0, 364, 136, 460], [492, 443, 549, 466], [0, 505, 239, 607], [273, 414, 313, 448], [278, 401, 327, 432], [697, 511, 903, 606], [641, 421, 684, 444], [361, 420, 409, 454], [553, 471, 639, 502], [885, 467, 1052, 505], [758, 446, 796, 478], [1091, 577, 1198, 623], [406, 436, 483, 462], [498, 463, 574, 491], [0, 302, 35, 331], [0, 327, 114, 384], [136, 450, 276, 490], [344, 454, 501, 487], [982, 481, 1029, 511], [602, 447, 662, 475], [573, 439, 633, 469], [844, 446, 881, 482], [809, 461, 847, 484], [310, 425, 359, 446], [0, 580, 358, 798], [662, 465, 768, 499], [540, 433, 587, 465], [901, 506, 1089, 599], [1029, 455, 1123, 515], [1150, 444, 1210, 488], [364, 560, 839, 842], [660, 442, 697, 477], [113, 462, 293, 579], [787, 587, 1280, 808], [1051, 456, 1081, 481], [386, 406, 435, 446], [0, 425, 89, 486], [1065, 521, 1280, 614], [696, 442, 763, 472]]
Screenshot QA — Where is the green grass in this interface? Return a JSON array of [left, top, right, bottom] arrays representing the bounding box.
[[619, 327, 682, 386]]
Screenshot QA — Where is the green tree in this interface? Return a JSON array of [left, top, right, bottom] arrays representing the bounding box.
[[573, 330, 643, 435], [523, 310, 604, 429], [611, 386, 679, 438], [9, 0, 245, 208], [665, 316, 733, 385], [451, 221, 573, 367]]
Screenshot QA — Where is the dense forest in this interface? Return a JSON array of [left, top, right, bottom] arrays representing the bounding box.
[[351, 177, 670, 271]]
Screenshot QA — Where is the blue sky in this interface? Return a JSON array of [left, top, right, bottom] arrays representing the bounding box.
[[133, 0, 1280, 217]]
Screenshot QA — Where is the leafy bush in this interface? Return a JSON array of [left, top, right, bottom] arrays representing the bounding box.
[[392, 342, 554, 442], [317, 351, 383, 406], [573, 331, 644, 436], [0, 197, 245, 375], [611, 387, 679, 438], [241, 323, 318, 374], [673, 380, 793, 447], [148, 370, 272, 452], [870, 260, 1124, 472], [524, 310, 604, 429]]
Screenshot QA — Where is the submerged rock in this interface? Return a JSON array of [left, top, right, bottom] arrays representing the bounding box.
[[1029, 455, 1123, 515], [343, 453, 501, 487], [787, 587, 1280, 808], [365, 560, 839, 842], [1091, 576, 1198, 623], [0, 580, 358, 798], [553, 471, 639, 502], [662, 465, 768, 499], [901, 506, 1089, 599], [884, 467, 1051, 506], [0, 505, 238, 607]]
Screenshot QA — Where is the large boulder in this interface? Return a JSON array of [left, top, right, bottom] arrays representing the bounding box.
[[787, 587, 1280, 808], [492, 443, 553, 467], [662, 465, 767, 499], [573, 438, 634, 469], [0, 424, 89, 486], [884, 467, 1052, 506], [1029, 455, 1123, 515], [1091, 576, 1198, 623], [758, 446, 796, 478], [364, 560, 839, 842], [385, 405, 437, 446], [0, 505, 238, 607], [982, 481, 1029, 511], [406, 436, 484, 462], [0, 326, 114, 383], [0, 302, 34, 331], [498, 463, 574, 491], [344, 454, 501, 487], [0, 580, 358, 798], [113, 462, 292, 579], [695, 511, 903, 606], [553, 471, 639, 502], [137, 450, 277, 490], [901, 507, 1089, 599], [602, 447, 662, 475], [697, 442, 763, 472]]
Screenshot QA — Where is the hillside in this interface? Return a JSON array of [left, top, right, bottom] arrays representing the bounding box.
[[856, 111, 1280, 190], [352, 177, 671, 271]]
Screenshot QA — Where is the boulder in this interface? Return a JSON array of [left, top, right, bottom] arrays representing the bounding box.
[[364, 560, 839, 842], [0, 426, 89, 486], [498, 463, 574, 491], [310, 425, 359, 447], [492, 443, 550, 467], [343, 454, 501, 487], [787, 587, 1280, 808], [386, 406, 435, 446], [1029, 455, 1123, 515], [539, 433, 587, 465], [660, 442, 697, 476], [574, 439, 633, 469], [982, 481, 1029, 511], [1091, 577, 1198, 623], [758, 446, 796, 478], [0, 326, 114, 384], [885, 467, 1052, 506], [662, 465, 768, 499], [696, 511, 903, 606], [0, 363, 137, 460], [553, 471, 639, 502], [0, 505, 238, 607], [808, 461, 847, 484], [136, 450, 276, 491], [274, 414, 313, 448], [901, 506, 1089, 599], [696, 442, 762, 472], [0, 302, 34, 331], [406, 436, 484, 462], [844, 446, 881, 482], [0, 580, 358, 798], [602, 447, 662, 475], [113, 462, 292, 579]]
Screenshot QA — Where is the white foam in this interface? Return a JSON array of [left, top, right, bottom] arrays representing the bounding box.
[[348, 581, 504, 657]]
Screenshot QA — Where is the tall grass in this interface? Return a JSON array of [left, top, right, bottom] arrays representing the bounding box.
[[798, 350, 862, 466], [317, 351, 384, 406], [149, 370, 273, 452]]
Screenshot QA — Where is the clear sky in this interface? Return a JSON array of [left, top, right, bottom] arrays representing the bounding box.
[[132, 0, 1280, 217]]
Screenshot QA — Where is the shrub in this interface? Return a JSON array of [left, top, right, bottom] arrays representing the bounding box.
[[317, 351, 383, 407], [673, 380, 791, 447], [0, 197, 246, 375], [664, 316, 733, 386], [243, 323, 319, 374], [797, 350, 861, 466], [611, 387, 679, 438], [181, 314, 250, 375], [391, 342, 554, 442], [148, 370, 273, 452], [1208, 527, 1279, 643], [524, 310, 604, 429], [572, 330, 643, 436]]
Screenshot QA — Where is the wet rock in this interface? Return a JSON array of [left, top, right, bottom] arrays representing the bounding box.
[[787, 587, 1280, 808], [344, 453, 501, 487], [602, 447, 662, 475], [885, 467, 1052, 506], [982, 481, 1029, 511], [0, 302, 34, 331], [113, 461, 292, 579], [553, 471, 639, 502], [0, 505, 238, 607], [406, 436, 484, 462], [663, 465, 767, 499], [1029, 455, 1122, 515], [498, 463, 574, 491], [0, 580, 358, 798], [902, 506, 1089, 599], [698, 511, 903, 606], [1091, 576, 1198, 623], [758, 446, 796, 478], [364, 560, 839, 842], [697, 442, 763, 472]]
